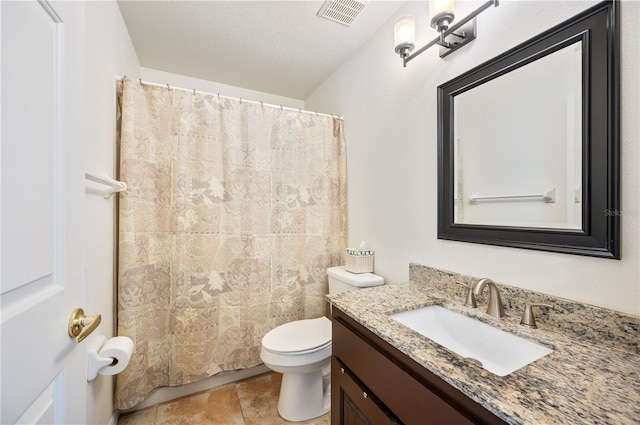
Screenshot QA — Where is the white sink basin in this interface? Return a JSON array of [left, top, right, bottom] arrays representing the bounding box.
[[391, 305, 553, 376]]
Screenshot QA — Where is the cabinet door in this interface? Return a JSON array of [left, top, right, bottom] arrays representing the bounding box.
[[331, 358, 401, 425]]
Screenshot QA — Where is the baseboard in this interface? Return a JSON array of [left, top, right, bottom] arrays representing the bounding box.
[[119, 364, 270, 413], [108, 411, 119, 425]]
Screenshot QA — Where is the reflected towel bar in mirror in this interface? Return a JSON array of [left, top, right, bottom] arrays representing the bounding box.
[[469, 188, 555, 204]]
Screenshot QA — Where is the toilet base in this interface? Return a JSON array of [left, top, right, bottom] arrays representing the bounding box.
[[277, 368, 331, 422]]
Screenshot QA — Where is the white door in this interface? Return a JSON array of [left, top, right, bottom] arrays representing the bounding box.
[[1, 1, 89, 423]]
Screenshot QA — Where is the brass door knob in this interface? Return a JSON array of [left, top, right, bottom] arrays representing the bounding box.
[[68, 308, 102, 343]]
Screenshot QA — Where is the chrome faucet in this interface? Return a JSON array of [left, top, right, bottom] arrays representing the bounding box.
[[473, 278, 505, 318]]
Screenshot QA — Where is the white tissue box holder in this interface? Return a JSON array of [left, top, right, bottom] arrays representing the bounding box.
[[345, 248, 374, 273]]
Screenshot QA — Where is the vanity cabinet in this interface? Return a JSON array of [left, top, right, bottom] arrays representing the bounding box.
[[331, 306, 507, 425], [332, 357, 401, 425]]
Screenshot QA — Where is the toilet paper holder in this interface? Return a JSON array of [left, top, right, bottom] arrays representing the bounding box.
[[87, 335, 118, 381]]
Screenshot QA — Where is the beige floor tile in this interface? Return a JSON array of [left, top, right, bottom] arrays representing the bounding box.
[[280, 412, 331, 425], [155, 385, 244, 425], [237, 372, 331, 425], [117, 371, 332, 425], [235, 372, 284, 425], [118, 406, 158, 425]]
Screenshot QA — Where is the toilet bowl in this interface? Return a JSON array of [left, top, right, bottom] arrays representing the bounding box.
[[260, 317, 332, 422], [260, 266, 384, 422]]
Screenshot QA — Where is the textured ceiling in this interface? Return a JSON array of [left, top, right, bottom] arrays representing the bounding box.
[[117, 1, 406, 100]]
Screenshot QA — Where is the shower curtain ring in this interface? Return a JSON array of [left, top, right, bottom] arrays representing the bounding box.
[[166, 83, 170, 90]]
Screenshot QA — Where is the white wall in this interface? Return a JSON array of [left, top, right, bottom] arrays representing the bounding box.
[[141, 68, 306, 109], [306, 0, 640, 315], [84, 1, 140, 424]]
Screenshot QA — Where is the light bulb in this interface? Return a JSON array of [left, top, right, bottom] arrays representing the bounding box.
[[429, 0, 455, 31], [394, 14, 416, 58]]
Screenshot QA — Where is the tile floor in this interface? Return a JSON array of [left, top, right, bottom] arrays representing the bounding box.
[[117, 372, 330, 425]]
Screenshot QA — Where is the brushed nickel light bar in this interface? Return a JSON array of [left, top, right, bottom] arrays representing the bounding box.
[[394, 0, 500, 67]]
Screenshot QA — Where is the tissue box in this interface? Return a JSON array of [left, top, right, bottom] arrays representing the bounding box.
[[344, 248, 374, 273]]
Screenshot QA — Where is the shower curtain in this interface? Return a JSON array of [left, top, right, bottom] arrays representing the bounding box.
[[115, 78, 346, 409]]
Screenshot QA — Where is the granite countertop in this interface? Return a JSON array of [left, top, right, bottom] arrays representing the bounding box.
[[326, 264, 640, 425]]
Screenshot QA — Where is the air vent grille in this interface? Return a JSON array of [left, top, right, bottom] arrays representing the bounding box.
[[317, 0, 367, 27]]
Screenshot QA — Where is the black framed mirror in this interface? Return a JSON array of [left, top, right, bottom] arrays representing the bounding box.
[[437, 0, 619, 258]]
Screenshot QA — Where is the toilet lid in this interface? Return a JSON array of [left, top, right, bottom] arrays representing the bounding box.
[[262, 316, 332, 354]]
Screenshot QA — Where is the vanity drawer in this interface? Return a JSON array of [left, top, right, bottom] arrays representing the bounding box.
[[332, 307, 507, 425], [332, 357, 401, 425]]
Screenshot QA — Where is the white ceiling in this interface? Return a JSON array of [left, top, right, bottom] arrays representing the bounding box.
[[117, 1, 406, 100]]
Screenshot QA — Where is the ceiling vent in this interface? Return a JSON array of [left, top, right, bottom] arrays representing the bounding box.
[[317, 0, 367, 27]]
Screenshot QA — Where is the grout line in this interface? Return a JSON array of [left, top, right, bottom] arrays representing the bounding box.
[[234, 381, 248, 425]]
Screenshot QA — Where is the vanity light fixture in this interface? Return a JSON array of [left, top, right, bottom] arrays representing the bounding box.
[[394, 0, 499, 67]]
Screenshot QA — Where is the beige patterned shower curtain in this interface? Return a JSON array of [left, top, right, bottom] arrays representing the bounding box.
[[115, 78, 346, 409]]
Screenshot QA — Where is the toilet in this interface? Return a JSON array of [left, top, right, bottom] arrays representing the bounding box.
[[260, 266, 384, 422]]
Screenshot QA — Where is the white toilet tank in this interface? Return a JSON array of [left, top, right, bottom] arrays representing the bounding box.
[[327, 266, 384, 294]]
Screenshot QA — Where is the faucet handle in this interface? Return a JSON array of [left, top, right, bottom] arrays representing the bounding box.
[[455, 281, 477, 308], [520, 302, 553, 329]]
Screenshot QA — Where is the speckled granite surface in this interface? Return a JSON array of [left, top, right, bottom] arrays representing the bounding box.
[[326, 263, 640, 425]]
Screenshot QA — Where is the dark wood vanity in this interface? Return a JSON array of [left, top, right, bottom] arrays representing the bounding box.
[[328, 264, 640, 424], [331, 306, 508, 425]]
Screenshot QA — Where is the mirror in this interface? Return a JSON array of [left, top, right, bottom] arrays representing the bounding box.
[[454, 41, 583, 230], [437, 1, 619, 258]]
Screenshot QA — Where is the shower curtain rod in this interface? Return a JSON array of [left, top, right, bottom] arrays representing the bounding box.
[[118, 76, 343, 120]]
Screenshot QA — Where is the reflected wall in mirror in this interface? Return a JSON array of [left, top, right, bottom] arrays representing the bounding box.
[[454, 41, 582, 229], [438, 0, 619, 258]]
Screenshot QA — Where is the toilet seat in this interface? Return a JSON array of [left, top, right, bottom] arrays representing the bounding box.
[[262, 317, 331, 355]]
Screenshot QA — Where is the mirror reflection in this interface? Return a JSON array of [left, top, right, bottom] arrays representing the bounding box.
[[453, 41, 583, 229]]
